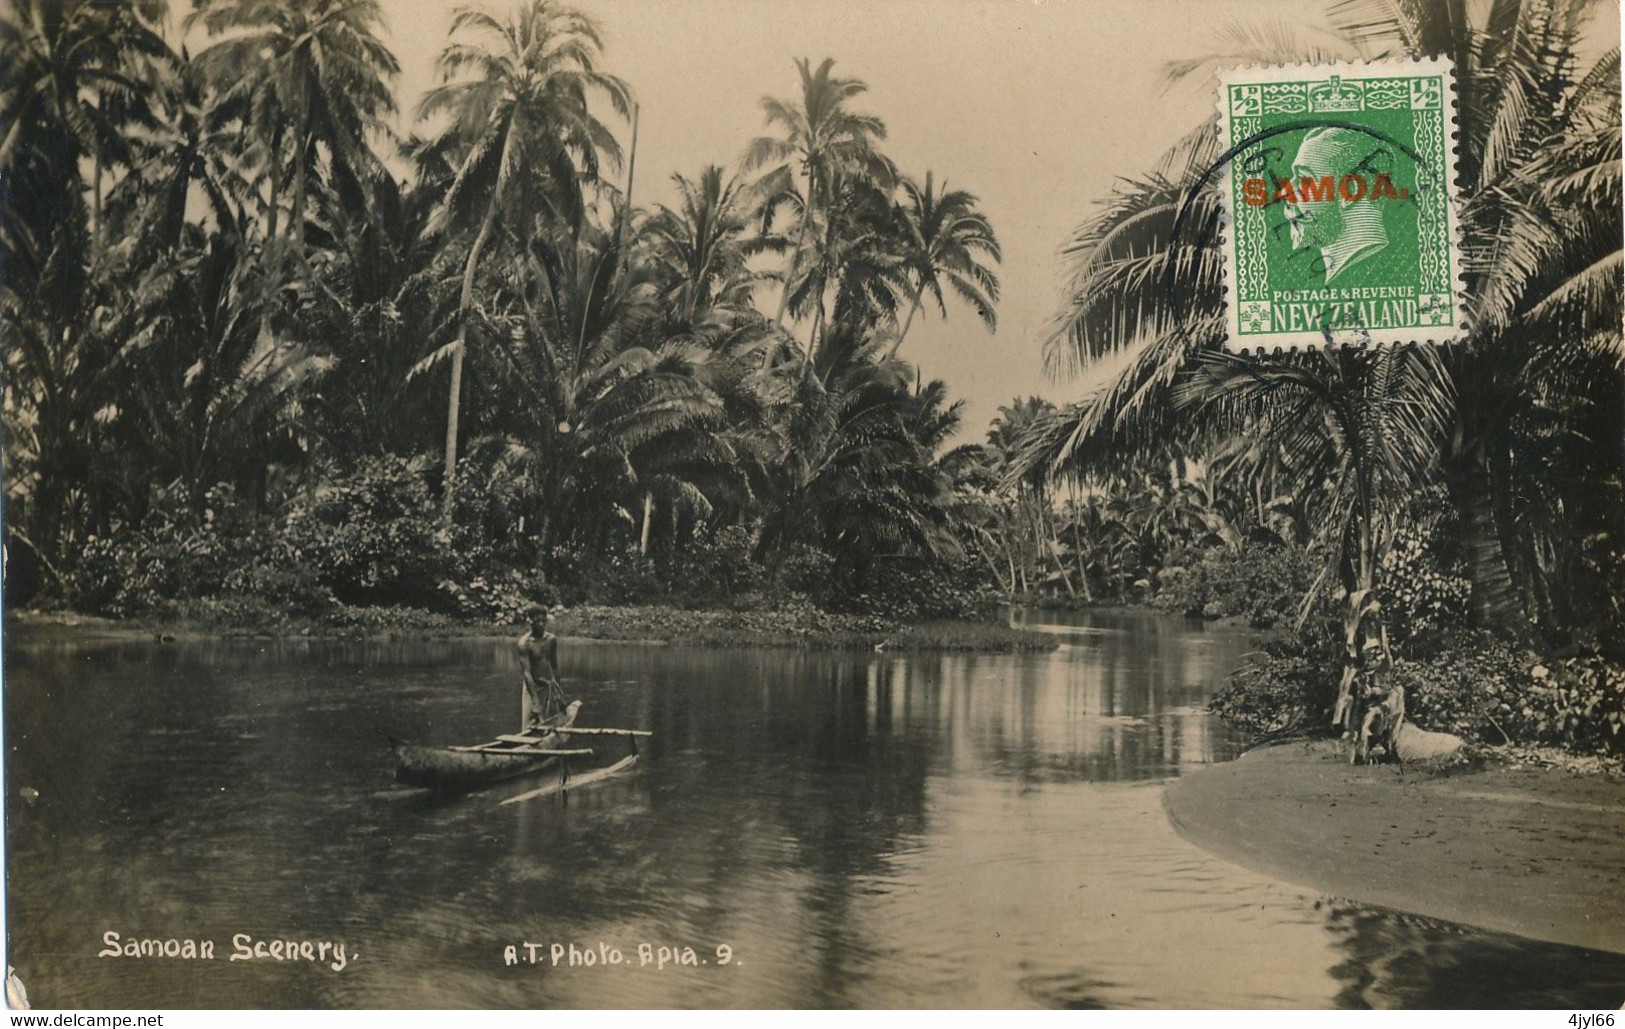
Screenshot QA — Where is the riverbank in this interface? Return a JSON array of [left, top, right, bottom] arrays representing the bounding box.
[[3, 604, 1057, 653], [1164, 740, 1625, 954]]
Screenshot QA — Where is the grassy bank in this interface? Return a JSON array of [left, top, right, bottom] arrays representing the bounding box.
[[5, 603, 1058, 653], [554, 605, 1056, 651]]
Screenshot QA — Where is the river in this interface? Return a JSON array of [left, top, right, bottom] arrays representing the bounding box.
[[6, 609, 1623, 1008]]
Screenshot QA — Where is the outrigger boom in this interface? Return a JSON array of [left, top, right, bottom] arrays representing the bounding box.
[[449, 745, 595, 757], [496, 727, 652, 741], [497, 724, 651, 758]]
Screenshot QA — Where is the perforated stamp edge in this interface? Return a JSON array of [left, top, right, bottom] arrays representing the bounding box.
[[1213, 56, 1468, 354]]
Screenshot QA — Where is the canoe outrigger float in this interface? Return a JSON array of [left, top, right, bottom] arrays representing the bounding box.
[[389, 699, 652, 793]]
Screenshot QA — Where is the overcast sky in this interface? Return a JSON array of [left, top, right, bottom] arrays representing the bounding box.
[[351, 0, 1608, 440]]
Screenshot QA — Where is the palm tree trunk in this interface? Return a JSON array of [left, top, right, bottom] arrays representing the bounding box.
[[809, 295, 827, 370], [1070, 516, 1094, 602], [92, 150, 103, 253], [89, 91, 104, 253], [1335, 461, 1377, 734], [1451, 450, 1523, 631], [768, 167, 819, 368], [772, 219, 809, 326], [639, 491, 654, 555], [1042, 501, 1076, 598], [292, 132, 308, 255], [440, 200, 501, 524], [975, 537, 1009, 596], [258, 156, 280, 345], [622, 103, 640, 233], [266, 126, 283, 245], [773, 171, 817, 328], [881, 286, 925, 362]]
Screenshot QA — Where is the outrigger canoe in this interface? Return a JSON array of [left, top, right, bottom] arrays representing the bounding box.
[[390, 700, 655, 793], [390, 700, 590, 791]]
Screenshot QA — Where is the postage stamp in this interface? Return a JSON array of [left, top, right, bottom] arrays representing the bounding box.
[[1215, 57, 1465, 352]]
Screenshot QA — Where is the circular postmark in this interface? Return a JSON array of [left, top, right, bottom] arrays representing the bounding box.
[[1165, 60, 1464, 370]]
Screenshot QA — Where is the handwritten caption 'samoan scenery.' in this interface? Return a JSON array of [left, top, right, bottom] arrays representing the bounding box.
[[98, 931, 351, 971]]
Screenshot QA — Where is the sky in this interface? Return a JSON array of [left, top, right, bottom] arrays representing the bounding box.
[[352, 0, 1609, 440]]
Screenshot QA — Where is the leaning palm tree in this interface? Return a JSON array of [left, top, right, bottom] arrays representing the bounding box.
[[415, 0, 632, 522], [882, 171, 1002, 361]]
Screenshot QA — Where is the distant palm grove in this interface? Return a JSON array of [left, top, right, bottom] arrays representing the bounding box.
[[3, 1, 1620, 753], [3, 0, 1009, 624]]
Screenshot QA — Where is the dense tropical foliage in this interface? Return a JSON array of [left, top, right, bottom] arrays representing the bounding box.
[[1, 0, 1012, 629], [1028, 0, 1623, 756]]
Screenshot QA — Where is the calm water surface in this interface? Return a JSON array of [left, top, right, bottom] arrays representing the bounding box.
[[7, 609, 1624, 1008]]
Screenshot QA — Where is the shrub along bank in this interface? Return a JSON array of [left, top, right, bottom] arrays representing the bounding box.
[[1207, 512, 1625, 760], [24, 457, 1042, 651]]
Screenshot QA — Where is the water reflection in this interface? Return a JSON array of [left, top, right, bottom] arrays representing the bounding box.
[[1322, 902, 1625, 1009], [6, 612, 1622, 1007]]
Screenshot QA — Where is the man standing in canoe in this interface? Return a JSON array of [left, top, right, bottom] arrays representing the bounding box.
[[518, 607, 564, 730]]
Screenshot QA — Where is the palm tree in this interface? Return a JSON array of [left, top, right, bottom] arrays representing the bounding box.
[[0, 0, 170, 276], [987, 397, 1079, 598], [642, 164, 771, 333], [189, 0, 400, 258], [1026, 1, 1623, 744], [755, 330, 957, 592], [468, 209, 751, 558], [882, 171, 1002, 361], [744, 57, 893, 350], [1, 0, 174, 583], [1032, 128, 1460, 722], [416, 0, 631, 522], [306, 168, 456, 460], [1038, 2, 1617, 592], [114, 50, 247, 259], [117, 225, 331, 507], [1399, 2, 1621, 638]]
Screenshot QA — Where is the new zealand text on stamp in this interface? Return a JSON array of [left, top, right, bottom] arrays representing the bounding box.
[[1216, 57, 1465, 352]]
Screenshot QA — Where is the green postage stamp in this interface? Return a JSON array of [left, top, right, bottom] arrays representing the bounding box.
[[1216, 57, 1465, 351]]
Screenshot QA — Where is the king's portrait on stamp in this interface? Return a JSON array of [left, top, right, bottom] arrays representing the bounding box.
[[1217, 58, 1467, 351]]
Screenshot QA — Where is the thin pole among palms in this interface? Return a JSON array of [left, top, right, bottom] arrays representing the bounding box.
[[882, 171, 1001, 361], [416, 0, 631, 522]]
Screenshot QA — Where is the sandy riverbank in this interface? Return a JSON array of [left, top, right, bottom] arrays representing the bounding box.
[[1164, 741, 1625, 955]]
